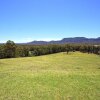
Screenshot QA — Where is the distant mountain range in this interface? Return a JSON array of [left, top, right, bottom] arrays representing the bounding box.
[[1, 37, 100, 45], [27, 37, 100, 45]]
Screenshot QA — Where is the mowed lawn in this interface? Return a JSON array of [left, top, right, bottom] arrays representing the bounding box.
[[0, 52, 100, 100]]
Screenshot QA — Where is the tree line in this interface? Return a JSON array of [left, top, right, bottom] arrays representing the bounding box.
[[0, 40, 100, 59]]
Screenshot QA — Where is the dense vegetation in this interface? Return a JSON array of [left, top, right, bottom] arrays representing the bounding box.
[[0, 52, 100, 100], [0, 40, 100, 59]]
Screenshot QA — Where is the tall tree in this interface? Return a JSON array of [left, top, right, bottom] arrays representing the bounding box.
[[0, 45, 5, 58], [4, 40, 16, 58], [65, 44, 71, 54]]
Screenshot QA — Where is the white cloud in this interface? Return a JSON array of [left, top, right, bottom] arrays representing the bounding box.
[[0, 38, 61, 43], [0, 40, 7, 43], [15, 38, 60, 43], [35, 38, 60, 41], [14, 38, 33, 43]]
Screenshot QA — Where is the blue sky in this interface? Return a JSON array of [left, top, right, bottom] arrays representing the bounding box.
[[0, 0, 100, 43]]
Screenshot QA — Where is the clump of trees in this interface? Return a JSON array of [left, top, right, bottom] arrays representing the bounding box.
[[0, 40, 16, 58], [4, 40, 16, 58], [0, 40, 100, 59]]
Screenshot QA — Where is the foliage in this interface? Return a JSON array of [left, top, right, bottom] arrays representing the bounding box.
[[0, 45, 5, 58], [4, 40, 16, 58], [0, 40, 100, 59]]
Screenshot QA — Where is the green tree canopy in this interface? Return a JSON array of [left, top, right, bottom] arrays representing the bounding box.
[[4, 40, 16, 58]]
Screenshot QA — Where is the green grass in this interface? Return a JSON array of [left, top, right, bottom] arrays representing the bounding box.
[[0, 52, 100, 100]]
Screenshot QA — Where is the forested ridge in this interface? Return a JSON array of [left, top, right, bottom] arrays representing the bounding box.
[[0, 40, 100, 59], [28, 37, 100, 45]]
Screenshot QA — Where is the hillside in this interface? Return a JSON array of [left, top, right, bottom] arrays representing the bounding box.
[[27, 37, 100, 45], [0, 52, 100, 100]]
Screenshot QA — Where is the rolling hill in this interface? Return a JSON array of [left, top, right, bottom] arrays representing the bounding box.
[[0, 52, 100, 100], [27, 37, 100, 45]]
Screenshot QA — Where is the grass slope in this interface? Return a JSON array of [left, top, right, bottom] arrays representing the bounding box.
[[0, 52, 100, 100]]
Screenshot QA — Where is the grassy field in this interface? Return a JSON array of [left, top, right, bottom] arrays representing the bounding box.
[[0, 52, 100, 100]]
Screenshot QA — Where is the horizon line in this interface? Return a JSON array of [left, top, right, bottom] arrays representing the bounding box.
[[0, 37, 100, 43]]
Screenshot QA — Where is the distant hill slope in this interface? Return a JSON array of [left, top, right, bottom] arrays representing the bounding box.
[[1, 37, 100, 44], [27, 37, 100, 45]]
